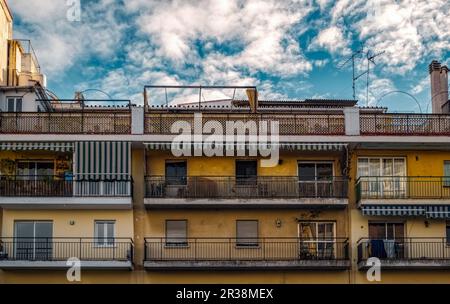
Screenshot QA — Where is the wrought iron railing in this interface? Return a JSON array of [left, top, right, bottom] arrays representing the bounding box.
[[357, 238, 450, 262], [144, 112, 345, 135], [0, 175, 132, 197], [0, 237, 133, 261], [360, 113, 450, 135], [0, 111, 131, 134], [356, 176, 450, 201], [145, 176, 348, 199], [145, 237, 349, 262]]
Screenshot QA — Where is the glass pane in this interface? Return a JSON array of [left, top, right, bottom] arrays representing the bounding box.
[[165, 162, 187, 185], [14, 222, 34, 260], [298, 164, 315, 181], [393, 158, 405, 176], [36, 162, 54, 177], [236, 161, 257, 185], [357, 158, 369, 177], [300, 223, 316, 239], [106, 223, 114, 245], [368, 223, 386, 239], [316, 164, 333, 180], [15, 99, 22, 112], [34, 222, 53, 260], [369, 159, 381, 176], [7, 98, 15, 112]]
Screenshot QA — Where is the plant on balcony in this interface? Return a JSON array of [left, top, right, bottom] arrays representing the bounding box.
[[0, 159, 15, 177]]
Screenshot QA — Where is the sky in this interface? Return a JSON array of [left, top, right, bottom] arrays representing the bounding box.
[[8, 0, 450, 112]]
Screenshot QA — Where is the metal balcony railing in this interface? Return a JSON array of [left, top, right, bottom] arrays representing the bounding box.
[[0, 111, 131, 134], [145, 237, 349, 262], [145, 176, 348, 199], [0, 175, 132, 197], [0, 238, 133, 262], [356, 176, 450, 201], [357, 238, 450, 262], [144, 112, 345, 135], [360, 113, 450, 135]]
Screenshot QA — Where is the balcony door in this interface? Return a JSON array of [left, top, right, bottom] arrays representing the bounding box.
[[357, 157, 406, 198], [298, 222, 335, 259], [368, 222, 405, 259], [14, 221, 53, 260], [298, 162, 333, 197], [16, 161, 54, 180]]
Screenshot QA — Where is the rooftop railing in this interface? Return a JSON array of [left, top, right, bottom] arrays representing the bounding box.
[[144, 112, 345, 135], [145, 176, 348, 199], [360, 113, 450, 135]]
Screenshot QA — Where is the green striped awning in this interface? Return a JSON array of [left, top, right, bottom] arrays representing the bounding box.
[[74, 141, 131, 180], [0, 142, 73, 152], [145, 142, 347, 151], [362, 205, 450, 218]]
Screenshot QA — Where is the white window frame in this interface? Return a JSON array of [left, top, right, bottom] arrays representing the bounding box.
[[6, 96, 23, 112], [94, 220, 115, 247], [298, 221, 336, 258]]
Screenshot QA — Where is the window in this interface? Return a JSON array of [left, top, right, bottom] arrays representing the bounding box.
[[299, 222, 335, 259], [165, 161, 187, 185], [94, 221, 115, 246], [6, 97, 22, 112], [16, 161, 54, 180], [357, 157, 406, 198], [236, 220, 258, 247], [368, 222, 405, 259], [235, 160, 257, 185], [165, 220, 187, 246], [14, 221, 53, 260], [444, 161, 450, 187], [446, 222, 450, 246], [298, 162, 333, 197]]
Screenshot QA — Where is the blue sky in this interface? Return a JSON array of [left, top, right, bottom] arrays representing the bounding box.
[[9, 0, 450, 112]]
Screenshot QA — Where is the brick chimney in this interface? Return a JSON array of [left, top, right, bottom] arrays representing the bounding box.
[[429, 60, 449, 113]]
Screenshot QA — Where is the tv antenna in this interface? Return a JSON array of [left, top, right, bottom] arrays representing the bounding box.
[[355, 50, 385, 106], [338, 48, 364, 100]]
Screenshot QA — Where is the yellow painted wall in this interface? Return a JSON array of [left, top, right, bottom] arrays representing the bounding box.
[[146, 150, 343, 177], [0, 0, 12, 86]]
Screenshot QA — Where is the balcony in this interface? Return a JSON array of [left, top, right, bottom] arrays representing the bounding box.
[[0, 111, 131, 134], [360, 113, 450, 136], [0, 176, 133, 209], [357, 238, 450, 270], [144, 176, 348, 209], [144, 112, 345, 135], [0, 238, 134, 270], [144, 237, 350, 270]]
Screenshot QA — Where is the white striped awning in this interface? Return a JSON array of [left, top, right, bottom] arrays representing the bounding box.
[[0, 142, 74, 152], [74, 141, 131, 180], [145, 142, 347, 151], [361, 205, 426, 217], [362, 205, 450, 218]]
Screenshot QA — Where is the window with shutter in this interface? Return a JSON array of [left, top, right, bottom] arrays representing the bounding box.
[[94, 221, 115, 246], [236, 220, 258, 247], [444, 161, 450, 187], [166, 220, 187, 246]]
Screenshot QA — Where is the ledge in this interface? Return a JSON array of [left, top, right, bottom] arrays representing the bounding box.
[[144, 198, 348, 209], [144, 260, 350, 270], [0, 197, 132, 210], [0, 260, 133, 270], [359, 199, 450, 206], [357, 259, 450, 270]]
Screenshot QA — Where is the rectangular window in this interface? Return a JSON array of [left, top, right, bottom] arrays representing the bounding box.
[[236, 220, 258, 247], [444, 161, 450, 187], [357, 157, 406, 198], [298, 221, 335, 259], [298, 162, 333, 197], [165, 220, 187, 246], [16, 161, 54, 180], [165, 161, 187, 185], [94, 221, 115, 246], [14, 221, 53, 260], [6, 97, 22, 112], [235, 160, 257, 185], [368, 222, 405, 259]]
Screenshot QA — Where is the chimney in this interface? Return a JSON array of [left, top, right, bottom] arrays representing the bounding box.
[[429, 60, 449, 113]]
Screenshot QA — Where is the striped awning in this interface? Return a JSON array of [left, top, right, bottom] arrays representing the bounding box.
[[361, 205, 450, 218], [74, 141, 131, 180], [426, 206, 450, 219], [145, 142, 347, 151], [0, 142, 73, 152]]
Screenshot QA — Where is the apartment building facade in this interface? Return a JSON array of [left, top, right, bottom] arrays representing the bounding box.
[[1, 0, 450, 284]]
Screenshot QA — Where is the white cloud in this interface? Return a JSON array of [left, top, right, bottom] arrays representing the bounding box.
[[309, 26, 350, 54]]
